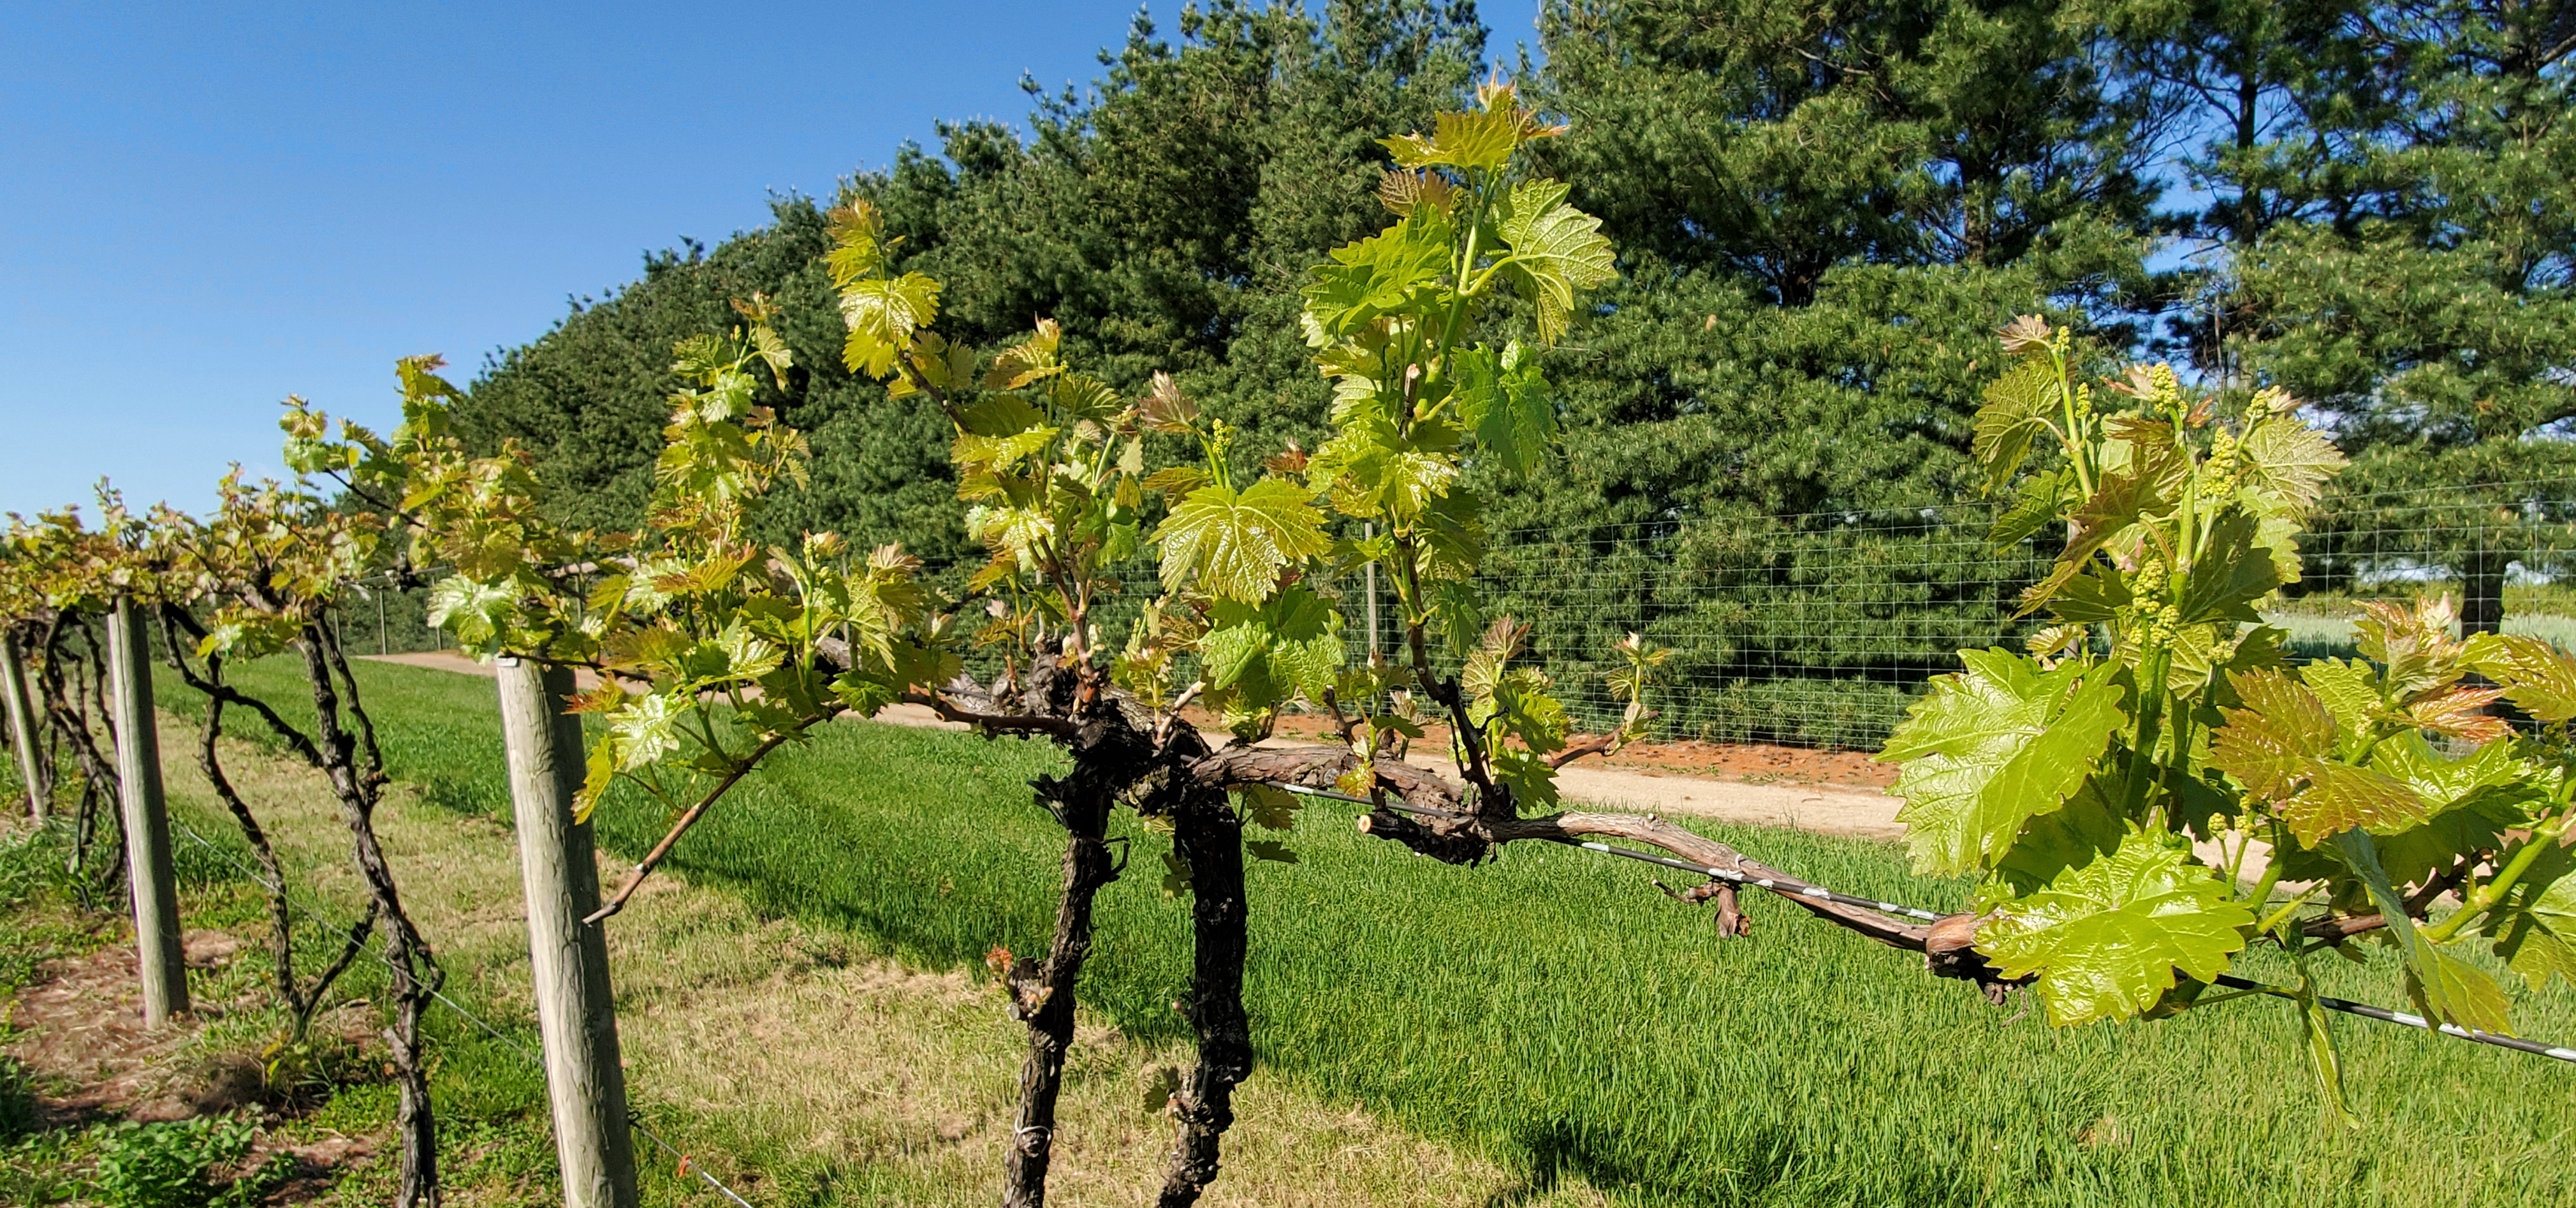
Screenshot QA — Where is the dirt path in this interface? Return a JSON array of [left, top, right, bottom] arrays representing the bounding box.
[[363, 652, 1910, 840]]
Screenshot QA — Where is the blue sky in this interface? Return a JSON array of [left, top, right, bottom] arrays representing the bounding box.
[[0, 3, 1542, 518]]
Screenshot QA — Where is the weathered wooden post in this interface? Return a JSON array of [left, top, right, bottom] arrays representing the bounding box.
[[495, 658, 638, 1208], [3, 631, 48, 818], [105, 601, 189, 1023]]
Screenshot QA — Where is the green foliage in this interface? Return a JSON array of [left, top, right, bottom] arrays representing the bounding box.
[[282, 657, 2576, 1207], [89, 1116, 282, 1208], [1882, 318, 2576, 1107]]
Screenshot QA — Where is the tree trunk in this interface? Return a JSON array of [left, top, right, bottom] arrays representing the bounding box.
[[495, 659, 639, 1208], [106, 603, 189, 1026], [1155, 776, 1251, 1208], [2461, 547, 2507, 638]]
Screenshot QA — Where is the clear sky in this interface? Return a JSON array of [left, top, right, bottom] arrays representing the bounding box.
[[0, 2, 1542, 519]]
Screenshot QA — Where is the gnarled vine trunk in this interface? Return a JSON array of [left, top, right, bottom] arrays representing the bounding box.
[[1153, 733, 1251, 1208], [295, 622, 442, 1208]]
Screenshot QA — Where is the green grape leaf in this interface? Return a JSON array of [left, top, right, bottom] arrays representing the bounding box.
[[2487, 845, 2576, 992], [839, 272, 942, 379], [957, 394, 1048, 438], [2463, 632, 2576, 722], [1199, 587, 1345, 707], [1236, 783, 1301, 832], [1882, 650, 2128, 876], [2236, 412, 2345, 515], [1987, 468, 2068, 549], [1307, 415, 1458, 521], [1453, 343, 1555, 475], [1379, 107, 1519, 172], [1495, 179, 1616, 343], [575, 737, 618, 823], [1972, 357, 2063, 496], [2297, 658, 2378, 744], [427, 575, 518, 651], [2331, 830, 2512, 1033], [2176, 510, 2288, 624], [1157, 479, 1331, 603], [1977, 831, 2253, 1026], [2017, 468, 2170, 617], [1992, 775, 2126, 895], [1302, 209, 1451, 341]]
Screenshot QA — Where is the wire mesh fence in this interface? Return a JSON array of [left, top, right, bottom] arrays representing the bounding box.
[[345, 476, 2576, 755]]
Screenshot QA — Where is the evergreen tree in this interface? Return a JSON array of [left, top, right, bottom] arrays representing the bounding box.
[[2224, 0, 2576, 630]]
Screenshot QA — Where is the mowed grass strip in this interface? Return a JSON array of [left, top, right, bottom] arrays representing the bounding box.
[[186, 658, 2576, 1207]]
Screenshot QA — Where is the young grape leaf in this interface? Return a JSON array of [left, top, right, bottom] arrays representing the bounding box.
[[2463, 632, 2576, 722], [2296, 658, 2378, 744], [2331, 830, 2513, 1034], [2211, 668, 2427, 842], [1302, 209, 1452, 341], [2485, 845, 2576, 992], [1987, 468, 2068, 549], [1379, 106, 1520, 173], [1972, 357, 2062, 496], [2281, 764, 2430, 844], [1158, 479, 1331, 602], [1977, 831, 2253, 1026], [1495, 179, 1616, 344], [839, 273, 942, 379], [2236, 411, 2345, 515], [1199, 586, 1344, 707], [1453, 343, 1555, 474], [1882, 651, 2128, 876], [2176, 511, 2288, 624]]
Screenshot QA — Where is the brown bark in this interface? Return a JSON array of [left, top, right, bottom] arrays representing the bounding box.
[[1000, 706, 1140, 1207], [157, 606, 371, 1038], [1145, 725, 1251, 1208], [295, 623, 441, 1208], [1187, 742, 2024, 993]]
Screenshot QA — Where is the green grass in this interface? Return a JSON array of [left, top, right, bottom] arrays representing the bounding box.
[[181, 658, 2576, 1207]]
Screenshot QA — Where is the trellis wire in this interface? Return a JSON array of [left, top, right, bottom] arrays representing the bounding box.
[[1266, 782, 2576, 1066], [163, 813, 758, 1206]]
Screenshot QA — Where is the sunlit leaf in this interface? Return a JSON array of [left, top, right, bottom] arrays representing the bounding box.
[[1977, 831, 2252, 1026]]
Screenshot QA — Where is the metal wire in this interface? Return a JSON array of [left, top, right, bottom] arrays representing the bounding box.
[[1262, 782, 2576, 1066], [165, 814, 763, 1204]]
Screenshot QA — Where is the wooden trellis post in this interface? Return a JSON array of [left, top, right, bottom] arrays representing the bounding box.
[[495, 658, 638, 1208], [105, 601, 189, 1024], [3, 631, 47, 818]]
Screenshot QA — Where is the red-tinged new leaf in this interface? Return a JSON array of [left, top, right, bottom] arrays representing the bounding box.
[[2209, 668, 2337, 802], [2404, 685, 2511, 742], [2278, 763, 2429, 844]]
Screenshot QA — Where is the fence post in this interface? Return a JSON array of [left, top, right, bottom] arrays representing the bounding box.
[[495, 658, 639, 1208], [1363, 522, 1379, 660], [105, 601, 189, 1024], [4, 631, 48, 819]]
